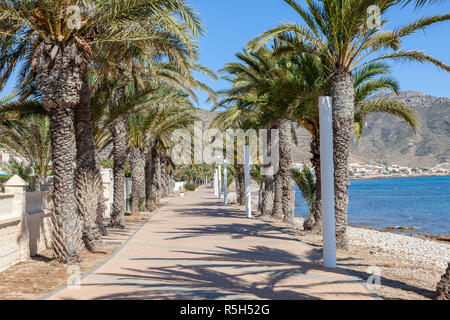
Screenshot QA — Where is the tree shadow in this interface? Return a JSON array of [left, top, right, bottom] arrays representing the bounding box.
[[74, 245, 375, 300], [30, 253, 53, 263]]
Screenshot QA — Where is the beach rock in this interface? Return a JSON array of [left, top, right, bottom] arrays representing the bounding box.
[[434, 263, 450, 300], [438, 234, 450, 242], [413, 233, 450, 243], [380, 227, 399, 233], [384, 226, 417, 232]]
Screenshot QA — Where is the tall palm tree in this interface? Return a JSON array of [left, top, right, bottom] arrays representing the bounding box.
[[292, 166, 316, 216], [213, 48, 298, 223], [287, 60, 419, 232], [0, 0, 204, 262], [0, 115, 51, 190], [401, 0, 450, 301], [142, 95, 198, 206], [248, 0, 450, 248], [97, 50, 211, 227]]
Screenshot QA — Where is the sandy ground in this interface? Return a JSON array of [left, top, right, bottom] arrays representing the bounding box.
[[0, 215, 152, 300], [0, 245, 119, 300], [256, 214, 446, 300]]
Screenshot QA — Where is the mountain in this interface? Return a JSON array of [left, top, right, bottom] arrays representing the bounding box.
[[196, 91, 450, 168], [350, 91, 450, 168]]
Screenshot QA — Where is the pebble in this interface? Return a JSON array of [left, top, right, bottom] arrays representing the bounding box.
[[348, 227, 450, 269]]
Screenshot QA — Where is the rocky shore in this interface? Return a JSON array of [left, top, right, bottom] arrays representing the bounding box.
[[347, 227, 450, 270], [288, 217, 450, 299], [349, 173, 449, 181], [294, 217, 449, 270]]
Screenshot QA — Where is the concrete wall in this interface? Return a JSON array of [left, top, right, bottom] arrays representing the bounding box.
[[0, 176, 53, 273]]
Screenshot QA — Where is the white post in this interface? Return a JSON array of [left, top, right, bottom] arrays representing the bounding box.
[[218, 164, 222, 199], [244, 145, 251, 218], [319, 96, 336, 268], [223, 160, 228, 205], [213, 168, 218, 196]]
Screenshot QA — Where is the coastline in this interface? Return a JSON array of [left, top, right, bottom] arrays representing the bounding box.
[[281, 216, 449, 299], [349, 173, 450, 181]]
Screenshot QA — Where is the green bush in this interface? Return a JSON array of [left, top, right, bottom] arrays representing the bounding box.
[[183, 183, 197, 191]]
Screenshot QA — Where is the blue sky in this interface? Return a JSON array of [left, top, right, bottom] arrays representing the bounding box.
[[189, 0, 450, 109], [1, 1, 449, 107]]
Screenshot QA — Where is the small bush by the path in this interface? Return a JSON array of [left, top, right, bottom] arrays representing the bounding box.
[[183, 183, 197, 191]]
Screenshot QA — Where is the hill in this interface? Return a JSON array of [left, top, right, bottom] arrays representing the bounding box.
[[196, 91, 450, 168]]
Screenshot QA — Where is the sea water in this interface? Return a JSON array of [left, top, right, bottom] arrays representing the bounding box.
[[294, 176, 450, 235]]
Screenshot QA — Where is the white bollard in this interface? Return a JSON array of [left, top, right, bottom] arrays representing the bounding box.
[[319, 96, 336, 268], [223, 160, 228, 205], [244, 145, 251, 218], [218, 164, 222, 199]]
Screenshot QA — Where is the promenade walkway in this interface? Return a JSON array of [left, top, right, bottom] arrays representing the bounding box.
[[46, 187, 376, 300]]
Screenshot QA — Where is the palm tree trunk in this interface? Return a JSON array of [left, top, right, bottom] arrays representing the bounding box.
[[235, 169, 241, 204], [150, 147, 162, 204], [145, 152, 152, 207], [130, 149, 145, 215], [74, 70, 104, 250], [261, 175, 274, 215], [236, 165, 245, 205], [109, 86, 127, 228], [434, 262, 449, 300], [160, 156, 168, 197], [279, 120, 294, 224], [35, 43, 83, 263], [49, 105, 83, 263], [272, 169, 283, 220], [261, 125, 274, 216], [304, 135, 322, 233], [257, 181, 264, 212], [331, 70, 354, 249]]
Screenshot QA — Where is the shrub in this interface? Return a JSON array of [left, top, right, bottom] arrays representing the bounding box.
[[183, 183, 197, 191]]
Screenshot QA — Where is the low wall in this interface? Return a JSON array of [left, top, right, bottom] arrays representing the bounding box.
[[0, 176, 53, 273], [0, 172, 132, 272], [0, 214, 28, 272]]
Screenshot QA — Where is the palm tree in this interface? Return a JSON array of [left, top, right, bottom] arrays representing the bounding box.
[[434, 262, 449, 300], [297, 62, 419, 232], [0, 96, 51, 191], [0, 116, 51, 190], [292, 166, 316, 216], [248, 0, 450, 248], [144, 97, 198, 206], [0, 0, 206, 262], [213, 48, 298, 223], [401, 0, 450, 302], [98, 52, 212, 227]]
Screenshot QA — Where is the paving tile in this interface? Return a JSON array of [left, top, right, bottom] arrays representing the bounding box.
[[46, 187, 376, 300]]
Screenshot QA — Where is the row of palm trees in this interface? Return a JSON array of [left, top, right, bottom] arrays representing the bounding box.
[[212, 0, 449, 250], [0, 0, 213, 263]]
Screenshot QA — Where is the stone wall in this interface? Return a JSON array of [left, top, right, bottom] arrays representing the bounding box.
[[0, 176, 53, 273], [0, 215, 29, 272]]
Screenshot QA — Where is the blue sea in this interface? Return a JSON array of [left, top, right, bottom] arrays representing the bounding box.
[[294, 176, 450, 235]]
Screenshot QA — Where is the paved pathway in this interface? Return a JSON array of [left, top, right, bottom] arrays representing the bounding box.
[[47, 187, 376, 300]]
